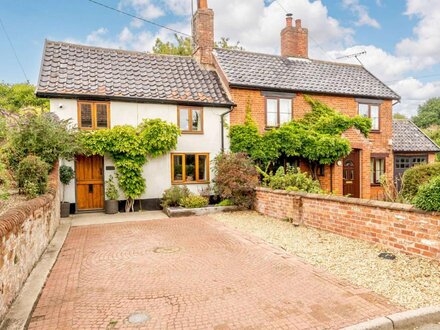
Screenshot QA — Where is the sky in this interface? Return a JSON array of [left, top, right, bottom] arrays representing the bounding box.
[[1, 0, 440, 117]]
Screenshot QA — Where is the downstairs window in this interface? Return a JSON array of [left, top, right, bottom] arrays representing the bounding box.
[[171, 153, 209, 184]]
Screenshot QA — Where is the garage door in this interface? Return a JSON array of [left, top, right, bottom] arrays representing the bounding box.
[[394, 155, 427, 190]]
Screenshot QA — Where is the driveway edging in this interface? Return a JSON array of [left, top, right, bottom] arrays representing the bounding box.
[[343, 306, 440, 330]]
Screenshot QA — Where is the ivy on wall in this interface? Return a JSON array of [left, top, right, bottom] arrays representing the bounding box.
[[229, 96, 372, 178], [80, 119, 180, 212]]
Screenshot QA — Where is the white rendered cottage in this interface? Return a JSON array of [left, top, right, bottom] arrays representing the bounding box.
[[36, 40, 233, 212]]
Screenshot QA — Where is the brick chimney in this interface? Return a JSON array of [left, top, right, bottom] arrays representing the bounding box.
[[192, 0, 214, 65], [281, 14, 308, 58]]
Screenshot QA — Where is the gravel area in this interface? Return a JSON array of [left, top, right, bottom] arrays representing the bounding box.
[[212, 211, 440, 309]]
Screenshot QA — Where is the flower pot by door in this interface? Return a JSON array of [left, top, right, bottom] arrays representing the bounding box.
[[105, 200, 119, 214], [60, 202, 70, 218]]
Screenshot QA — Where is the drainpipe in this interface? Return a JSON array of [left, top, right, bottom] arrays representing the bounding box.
[[220, 106, 234, 152]]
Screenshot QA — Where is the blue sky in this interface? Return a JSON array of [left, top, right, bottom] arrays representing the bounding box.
[[1, 0, 440, 116]]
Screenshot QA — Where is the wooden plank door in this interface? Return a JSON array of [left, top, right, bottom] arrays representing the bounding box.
[[76, 155, 104, 211], [343, 150, 360, 198]]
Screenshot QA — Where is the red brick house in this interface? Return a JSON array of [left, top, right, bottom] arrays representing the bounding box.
[[192, 0, 401, 199]]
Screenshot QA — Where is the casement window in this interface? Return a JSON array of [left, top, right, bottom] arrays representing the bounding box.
[[358, 103, 380, 131], [178, 107, 203, 133], [265, 98, 292, 128], [370, 157, 385, 185], [78, 101, 110, 130], [171, 153, 209, 184]]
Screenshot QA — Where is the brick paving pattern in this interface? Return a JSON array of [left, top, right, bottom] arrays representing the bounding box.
[[28, 217, 402, 329]]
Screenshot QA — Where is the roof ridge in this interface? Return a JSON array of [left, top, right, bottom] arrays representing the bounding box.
[[407, 119, 440, 150], [45, 39, 195, 61]]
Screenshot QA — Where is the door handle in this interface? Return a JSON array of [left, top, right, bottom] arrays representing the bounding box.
[[89, 184, 93, 193]]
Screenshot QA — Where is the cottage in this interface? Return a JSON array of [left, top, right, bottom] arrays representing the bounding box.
[[36, 40, 233, 212]]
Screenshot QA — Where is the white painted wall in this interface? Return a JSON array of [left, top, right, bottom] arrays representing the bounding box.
[[51, 99, 230, 203]]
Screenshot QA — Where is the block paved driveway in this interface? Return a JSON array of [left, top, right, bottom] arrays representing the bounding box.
[[29, 216, 402, 329]]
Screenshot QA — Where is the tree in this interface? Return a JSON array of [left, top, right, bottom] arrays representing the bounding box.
[[152, 34, 244, 56], [393, 113, 407, 119], [412, 97, 440, 128], [0, 83, 49, 113]]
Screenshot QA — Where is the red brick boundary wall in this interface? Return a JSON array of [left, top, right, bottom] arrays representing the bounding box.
[[255, 187, 440, 260], [0, 164, 60, 322]]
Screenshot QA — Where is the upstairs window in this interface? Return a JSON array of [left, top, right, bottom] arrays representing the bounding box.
[[178, 107, 203, 133], [266, 98, 292, 128], [359, 103, 380, 131], [78, 101, 110, 130], [370, 157, 385, 185]]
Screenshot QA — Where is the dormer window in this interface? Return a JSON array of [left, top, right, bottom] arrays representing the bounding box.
[[78, 101, 110, 130]]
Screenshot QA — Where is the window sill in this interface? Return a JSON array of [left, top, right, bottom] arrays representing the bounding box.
[[370, 183, 382, 187], [370, 130, 381, 133], [180, 131, 204, 135], [172, 181, 210, 185]]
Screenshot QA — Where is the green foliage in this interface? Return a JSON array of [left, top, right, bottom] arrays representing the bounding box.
[[161, 185, 191, 208], [81, 120, 180, 211], [401, 162, 440, 201], [105, 175, 119, 201], [213, 152, 259, 208], [0, 83, 49, 113], [59, 165, 74, 186], [152, 34, 244, 56], [423, 125, 440, 161], [17, 155, 49, 198], [412, 176, 440, 211], [393, 113, 407, 119], [412, 97, 440, 128], [0, 116, 6, 143], [217, 199, 235, 206], [229, 96, 366, 177], [7, 113, 79, 170], [262, 166, 322, 193], [0, 161, 10, 200], [179, 194, 209, 208]]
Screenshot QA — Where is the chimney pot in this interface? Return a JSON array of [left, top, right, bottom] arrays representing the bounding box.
[[198, 0, 208, 9], [295, 19, 302, 28], [286, 13, 293, 27]]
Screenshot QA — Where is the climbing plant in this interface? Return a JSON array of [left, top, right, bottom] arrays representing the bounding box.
[[229, 95, 372, 179], [80, 119, 180, 212]]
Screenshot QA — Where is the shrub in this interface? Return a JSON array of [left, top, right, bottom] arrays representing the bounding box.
[[401, 162, 440, 201], [17, 155, 49, 198], [412, 176, 440, 211], [262, 166, 322, 193], [161, 185, 191, 208], [217, 199, 234, 206], [213, 152, 259, 208], [105, 175, 120, 200], [59, 165, 75, 203], [179, 194, 209, 208], [0, 161, 10, 200], [7, 113, 79, 170]]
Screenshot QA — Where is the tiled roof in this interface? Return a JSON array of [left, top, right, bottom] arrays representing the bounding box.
[[393, 119, 440, 152], [214, 48, 400, 100], [36, 41, 233, 106]]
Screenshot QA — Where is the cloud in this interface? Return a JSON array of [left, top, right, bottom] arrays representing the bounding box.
[[342, 0, 381, 28], [396, 0, 440, 62], [118, 0, 165, 20]]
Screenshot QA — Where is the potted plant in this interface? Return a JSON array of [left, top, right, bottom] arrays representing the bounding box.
[[105, 175, 119, 214], [59, 165, 75, 218]]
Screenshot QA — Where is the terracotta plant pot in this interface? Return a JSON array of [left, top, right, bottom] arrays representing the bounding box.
[[60, 202, 70, 218], [105, 200, 119, 214]]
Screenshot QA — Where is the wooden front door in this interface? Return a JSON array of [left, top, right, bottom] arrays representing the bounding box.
[[343, 150, 360, 198], [76, 155, 104, 211]]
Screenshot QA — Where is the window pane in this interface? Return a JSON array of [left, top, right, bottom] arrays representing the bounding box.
[[198, 155, 207, 181], [266, 99, 278, 127], [370, 158, 375, 184], [173, 155, 183, 181], [375, 158, 384, 182], [179, 109, 189, 131], [192, 109, 202, 131], [371, 105, 379, 130], [96, 104, 108, 128], [185, 154, 196, 182], [279, 99, 292, 125], [80, 103, 92, 128], [359, 104, 369, 118]]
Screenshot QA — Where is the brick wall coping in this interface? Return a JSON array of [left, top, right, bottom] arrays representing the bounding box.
[[0, 163, 59, 238], [255, 187, 440, 216]]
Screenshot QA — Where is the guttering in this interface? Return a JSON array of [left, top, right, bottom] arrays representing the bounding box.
[[34, 91, 235, 109], [220, 106, 234, 152]]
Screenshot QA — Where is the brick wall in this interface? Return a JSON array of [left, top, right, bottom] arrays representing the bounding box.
[[0, 164, 60, 321], [255, 187, 440, 260]]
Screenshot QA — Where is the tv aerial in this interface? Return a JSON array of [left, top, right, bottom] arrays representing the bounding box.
[[336, 51, 366, 66]]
